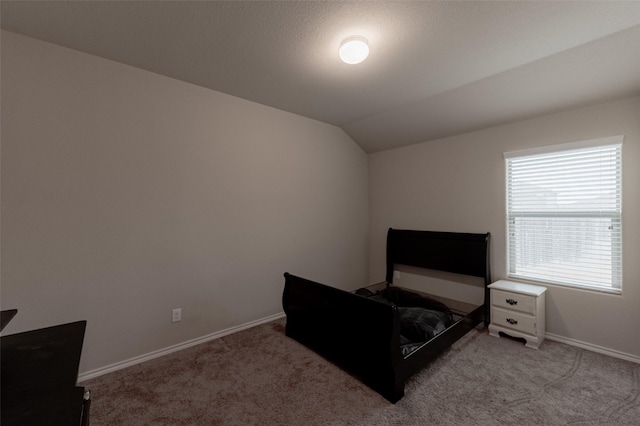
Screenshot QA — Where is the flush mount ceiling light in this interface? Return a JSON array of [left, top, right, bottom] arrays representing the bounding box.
[[339, 36, 369, 65]]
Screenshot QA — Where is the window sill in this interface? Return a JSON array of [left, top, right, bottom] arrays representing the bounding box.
[[506, 275, 622, 296]]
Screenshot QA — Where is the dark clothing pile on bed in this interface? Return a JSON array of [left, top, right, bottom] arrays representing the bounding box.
[[355, 286, 454, 356]]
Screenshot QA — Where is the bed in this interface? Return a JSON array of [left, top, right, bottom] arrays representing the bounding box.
[[282, 228, 491, 403]]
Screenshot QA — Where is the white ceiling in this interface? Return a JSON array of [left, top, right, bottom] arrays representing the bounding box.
[[2, 1, 640, 153]]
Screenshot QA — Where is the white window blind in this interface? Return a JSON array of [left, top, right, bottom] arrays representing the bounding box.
[[505, 137, 622, 291]]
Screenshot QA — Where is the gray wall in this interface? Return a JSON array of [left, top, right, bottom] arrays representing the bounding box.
[[1, 31, 370, 373], [369, 96, 640, 358], [3, 29, 639, 376]]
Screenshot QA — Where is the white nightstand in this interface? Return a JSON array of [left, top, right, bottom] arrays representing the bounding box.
[[488, 280, 547, 349]]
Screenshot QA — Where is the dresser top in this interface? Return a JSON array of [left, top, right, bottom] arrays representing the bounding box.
[[488, 280, 547, 296]]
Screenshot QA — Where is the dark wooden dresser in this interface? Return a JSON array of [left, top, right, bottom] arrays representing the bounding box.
[[1, 311, 90, 425]]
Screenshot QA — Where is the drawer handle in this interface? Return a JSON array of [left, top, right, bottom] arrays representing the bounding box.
[[506, 298, 518, 305], [506, 318, 518, 325]]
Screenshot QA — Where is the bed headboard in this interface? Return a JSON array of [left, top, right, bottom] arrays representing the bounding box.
[[385, 228, 491, 286]]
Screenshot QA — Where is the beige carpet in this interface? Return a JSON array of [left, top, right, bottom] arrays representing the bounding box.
[[83, 319, 640, 425]]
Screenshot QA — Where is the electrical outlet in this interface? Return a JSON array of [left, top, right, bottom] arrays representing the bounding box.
[[394, 270, 401, 280], [172, 308, 182, 323]]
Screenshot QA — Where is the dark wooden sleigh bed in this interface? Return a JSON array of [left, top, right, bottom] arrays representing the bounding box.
[[282, 228, 491, 403]]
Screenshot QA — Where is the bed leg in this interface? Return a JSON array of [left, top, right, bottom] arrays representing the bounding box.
[[382, 382, 404, 404], [371, 375, 404, 404]]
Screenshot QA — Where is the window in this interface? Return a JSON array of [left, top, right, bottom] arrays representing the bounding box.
[[505, 136, 622, 292]]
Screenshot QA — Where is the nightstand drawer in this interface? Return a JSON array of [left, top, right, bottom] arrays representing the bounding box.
[[491, 290, 535, 315], [491, 307, 536, 335]]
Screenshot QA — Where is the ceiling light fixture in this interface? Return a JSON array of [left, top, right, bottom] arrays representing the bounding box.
[[339, 36, 369, 65]]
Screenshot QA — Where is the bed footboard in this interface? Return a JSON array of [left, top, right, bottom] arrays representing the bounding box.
[[282, 273, 405, 402]]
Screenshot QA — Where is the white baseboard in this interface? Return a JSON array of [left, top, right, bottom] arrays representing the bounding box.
[[545, 332, 640, 364], [78, 312, 285, 383], [78, 315, 638, 383]]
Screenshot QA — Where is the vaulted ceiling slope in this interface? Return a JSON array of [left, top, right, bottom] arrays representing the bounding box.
[[2, 1, 640, 153]]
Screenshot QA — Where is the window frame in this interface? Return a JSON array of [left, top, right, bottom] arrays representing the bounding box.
[[504, 136, 623, 294]]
